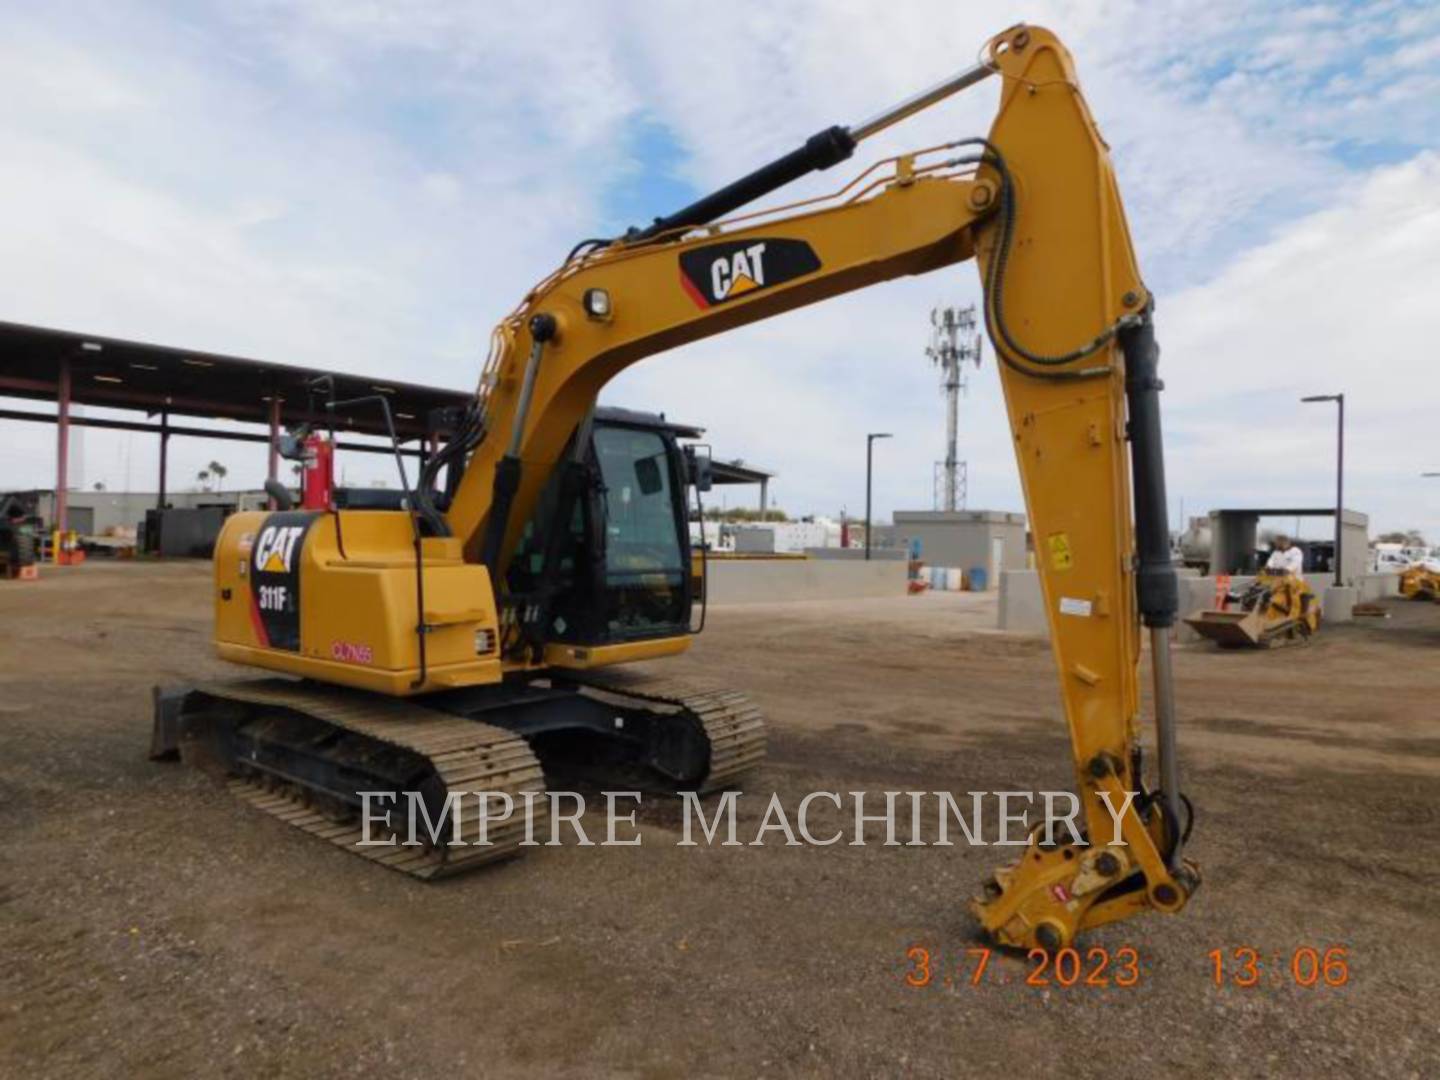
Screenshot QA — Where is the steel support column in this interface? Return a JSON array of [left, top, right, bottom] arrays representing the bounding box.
[[1334, 394, 1345, 588], [267, 397, 281, 509], [864, 432, 891, 561], [157, 410, 170, 509], [267, 398, 281, 483], [55, 354, 71, 534]]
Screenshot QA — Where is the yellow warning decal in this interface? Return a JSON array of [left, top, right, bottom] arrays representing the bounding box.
[[1047, 532, 1074, 571]]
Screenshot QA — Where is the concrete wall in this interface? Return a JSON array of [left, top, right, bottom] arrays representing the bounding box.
[[803, 547, 906, 561], [704, 556, 906, 605], [999, 567, 1399, 640]]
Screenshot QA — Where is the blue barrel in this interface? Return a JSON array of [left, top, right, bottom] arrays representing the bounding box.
[[967, 566, 988, 591]]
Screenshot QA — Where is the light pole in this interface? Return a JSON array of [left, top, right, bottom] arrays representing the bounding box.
[[865, 432, 892, 561], [1301, 393, 1345, 587]]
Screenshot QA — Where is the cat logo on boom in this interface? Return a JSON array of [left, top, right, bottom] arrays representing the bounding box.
[[679, 237, 821, 309], [710, 242, 767, 300]]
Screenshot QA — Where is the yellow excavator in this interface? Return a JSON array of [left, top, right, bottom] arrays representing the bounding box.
[[151, 25, 1197, 950]]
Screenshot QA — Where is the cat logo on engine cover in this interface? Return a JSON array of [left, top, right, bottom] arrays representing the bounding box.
[[249, 512, 317, 651], [254, 523, 305, 573], [679, 238, 821, 308]]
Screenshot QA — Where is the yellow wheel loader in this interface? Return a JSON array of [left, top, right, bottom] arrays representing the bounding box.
[[151, 25, 1198, 950], [1185, 571, 1321, 648], [1399, 564, 1440, 602]]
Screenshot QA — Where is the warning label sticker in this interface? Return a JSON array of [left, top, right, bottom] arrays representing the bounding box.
[[1059, 597, 1093, 618], [1047, 532, 1074, 571]]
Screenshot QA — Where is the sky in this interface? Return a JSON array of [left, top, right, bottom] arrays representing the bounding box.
[[2, 0, 1439, 539]]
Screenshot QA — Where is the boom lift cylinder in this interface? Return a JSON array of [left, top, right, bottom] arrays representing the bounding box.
[[480, 313, 556, 574], [629, 60, 995, 242]]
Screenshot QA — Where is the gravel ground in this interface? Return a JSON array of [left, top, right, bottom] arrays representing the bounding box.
[[2, 560, 1438, 1078]]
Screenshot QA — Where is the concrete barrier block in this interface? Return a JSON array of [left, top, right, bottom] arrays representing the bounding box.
[[1322, 585, 1358, 623], [1176, 577, 1217, 643], [998, 570, 1048, 636], [1357, 573, 1399, 602]]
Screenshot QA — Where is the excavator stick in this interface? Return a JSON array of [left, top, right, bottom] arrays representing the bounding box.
[[956, 26, 1197, 949]]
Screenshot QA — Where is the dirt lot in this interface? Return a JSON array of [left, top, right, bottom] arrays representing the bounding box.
[[2, 560, 1438, 1078]]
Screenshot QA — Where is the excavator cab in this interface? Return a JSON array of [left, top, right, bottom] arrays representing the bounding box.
[[505, 408, 699, 647]]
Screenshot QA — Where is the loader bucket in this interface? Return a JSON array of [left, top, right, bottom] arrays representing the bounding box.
[[1184, 609, 1267, 648]]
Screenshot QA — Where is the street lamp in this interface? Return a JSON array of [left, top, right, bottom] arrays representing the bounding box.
[[865, 432, 892, 561], [1301, 393, 1345, 587]]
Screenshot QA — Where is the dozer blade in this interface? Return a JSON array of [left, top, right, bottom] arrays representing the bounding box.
[[1184, 609, 1268, 648]]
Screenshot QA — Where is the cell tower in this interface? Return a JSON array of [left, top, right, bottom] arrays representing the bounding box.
[[925, 304, 982, 511]]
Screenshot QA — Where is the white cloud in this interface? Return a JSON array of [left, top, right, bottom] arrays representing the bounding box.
[[0, 2, 637, 493], [1161, 152, 1440, 537]]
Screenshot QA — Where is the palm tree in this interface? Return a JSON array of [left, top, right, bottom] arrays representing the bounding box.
[[196, 469, 210, 492], [207, 460, 228, 492]]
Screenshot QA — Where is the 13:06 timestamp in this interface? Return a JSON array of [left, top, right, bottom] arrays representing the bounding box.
[[1208, 946, 1349, 988]]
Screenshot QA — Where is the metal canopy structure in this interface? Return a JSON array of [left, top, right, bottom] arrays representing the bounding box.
[[0, 318, 778, 534], [1210, 507, 1341, 518], [1208, 506, 1369, 584], [710, 460, 772, 486], [708, 459, 775, 518], [0, 319, 467, 438], [0, 319, 472, 532]]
